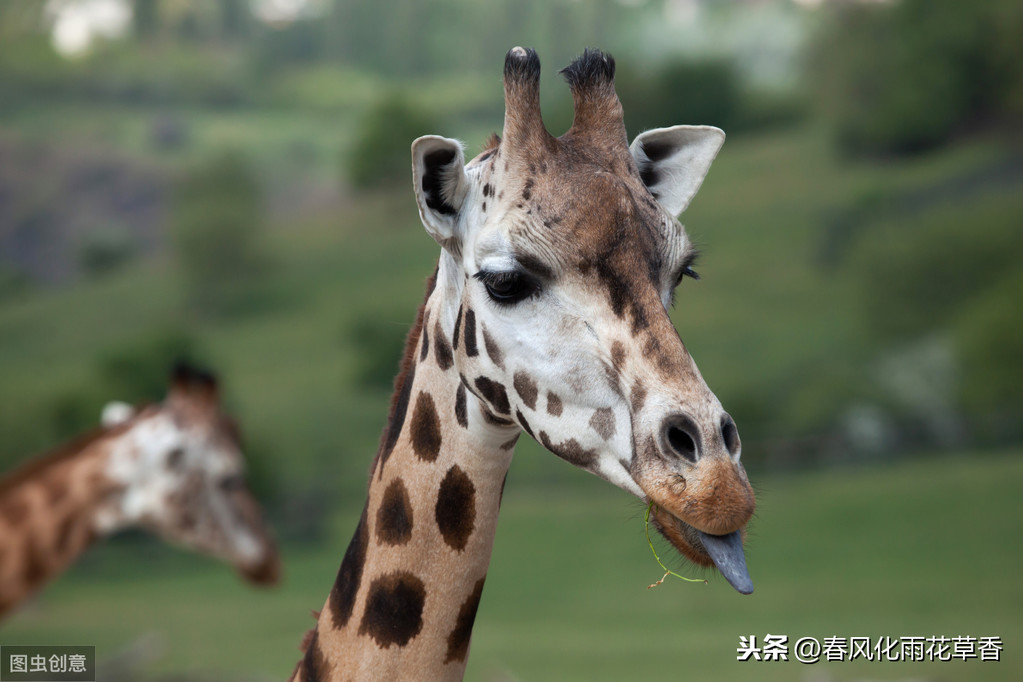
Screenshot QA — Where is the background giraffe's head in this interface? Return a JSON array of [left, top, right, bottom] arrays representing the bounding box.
[[99, 364, 280, 586], [411, 48, 754, 593]]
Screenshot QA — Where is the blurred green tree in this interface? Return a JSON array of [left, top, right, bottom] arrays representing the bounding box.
[[78, 225, 136, 277], [98, 328, 205, 404], [807, 0, 1023, 155], [618, 58, 743, 136], [345, 92, 441, 188], [171, 150, 270, 315], [955, 268, 1023, 443], [219, 0, 250, 41], [132, 0, 161, 40]]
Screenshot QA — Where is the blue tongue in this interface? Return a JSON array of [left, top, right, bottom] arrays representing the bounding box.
[[698, 530, 754, 595]]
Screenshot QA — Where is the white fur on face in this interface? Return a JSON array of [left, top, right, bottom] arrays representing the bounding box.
[[97, 411, 262, 565], [439, 155, 715, 502]]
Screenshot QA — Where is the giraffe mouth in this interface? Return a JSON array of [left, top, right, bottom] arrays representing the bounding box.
[[697, 529, 753, 595], [650, 505, 754, 595], [238, 552, 281, 586]]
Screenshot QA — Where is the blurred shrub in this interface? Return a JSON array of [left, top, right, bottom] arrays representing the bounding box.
[[149, 114, 191, 151], [0, 264, 32, 302], [45, 388, 109, 444], [954, 268, 1023, 443], [807, 0, 1023, 156], [250, 19, 326, 75], [848, 191, 1023, 343], [78, 225, 136, 277], [0, 34, 252, 109], [619, 59, 743, 135], [98, 328, 205, 404], [549, 57, 809, 139], [346, 316, 408, 389], [171, 150, 270, 315], [264, 65, 382, 113], [345, 92, 440, 188], [844, 185, 1023, 447], [0, 35, 74, 105]]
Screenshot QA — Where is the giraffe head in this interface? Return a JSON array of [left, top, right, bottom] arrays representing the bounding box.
[[99, 364, 280, 586], [411, 48, 754, 593]]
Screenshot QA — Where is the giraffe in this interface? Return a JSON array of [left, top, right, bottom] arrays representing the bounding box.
[[292, 47, 755, 681], [0, 364, 280, 619]]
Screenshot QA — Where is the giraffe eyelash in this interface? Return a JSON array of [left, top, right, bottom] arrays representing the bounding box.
[[669, 252, 701, 308], [474, 269, 542, 305]]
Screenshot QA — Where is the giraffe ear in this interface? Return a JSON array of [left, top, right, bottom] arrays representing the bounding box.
[[630, 125, 725, 217], [412, 136, 469, 248], [101, 401, 135, 427]]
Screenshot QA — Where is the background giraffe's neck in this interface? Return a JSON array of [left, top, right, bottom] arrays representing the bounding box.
[[0, 427, 123, 617], [299, 262, 520, 681]]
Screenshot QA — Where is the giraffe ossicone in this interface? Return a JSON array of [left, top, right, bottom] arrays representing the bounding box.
[[293, 46, 755, 681], [0, 364, 280, 620]]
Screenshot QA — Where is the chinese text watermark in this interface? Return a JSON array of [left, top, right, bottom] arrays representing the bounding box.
[[1, 646, 95, 681], [737, 635, 1002, 664]]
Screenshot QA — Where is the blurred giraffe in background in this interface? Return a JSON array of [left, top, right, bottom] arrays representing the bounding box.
[[0, 364, 280, 620]]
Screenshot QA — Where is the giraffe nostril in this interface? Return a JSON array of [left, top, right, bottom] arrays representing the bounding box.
[[661, 414, 700, 463], [721, 414, 740, 456], [667, 426, 696, 461]]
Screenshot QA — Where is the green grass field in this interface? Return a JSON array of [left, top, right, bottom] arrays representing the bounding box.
[[2, 451, 1020, 681]]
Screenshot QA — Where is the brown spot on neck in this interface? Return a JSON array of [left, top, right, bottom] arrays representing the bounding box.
[[358, 571, 426, 648], [410, 392, 443, 462], [297, 628, 331, 682], [445, 577, 487, 663], [376, 479, 414, 546], [328, 507, 369, 629], [435, 465, 477, 551], [0, 497, 29, 526]]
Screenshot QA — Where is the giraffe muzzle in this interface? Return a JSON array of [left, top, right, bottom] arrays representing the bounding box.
[[648, 503, 754, 595]]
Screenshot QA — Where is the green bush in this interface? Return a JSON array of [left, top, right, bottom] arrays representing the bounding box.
[[841, 183, 1023, 447], [847, 190, 1023, 343], [98, 329, 205, 404], [0, 264, 31, 303], [618, 59, 743, 136], [78, 225, 136, 277], [545, 57, 804, 139], [345, 316, 409, 389], [345, 92, 441, 188], [807, 0, 1023, 156], [171, 150, 270, 315], [955, 268, 1023, 442]]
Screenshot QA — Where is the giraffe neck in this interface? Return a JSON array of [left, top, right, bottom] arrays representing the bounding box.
[[0, 426, 125, 618], [299, 258, 521, 681]]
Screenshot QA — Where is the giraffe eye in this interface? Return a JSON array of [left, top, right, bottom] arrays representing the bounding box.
[[674, 251, 702, 287], [218, 475, 244, 492], [474, 270, 540, 305]]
